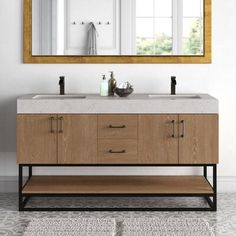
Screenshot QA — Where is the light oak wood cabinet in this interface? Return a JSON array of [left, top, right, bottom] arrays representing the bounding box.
[[18, 113, 218, 211], [58, 115, 97, 164], [97, 115, 138, 164], [17, 115, 57, 164], [98, 115, 137, 139], [179, 114, 218, 164], [17, 114, 97, 164], [17, 114, 218, 164], [138, 114, 218, 164], [138, 115, 179, 164], [98, 139, 138, 164]]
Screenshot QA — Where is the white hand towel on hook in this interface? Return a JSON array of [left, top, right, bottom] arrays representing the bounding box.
[[87, 22, 99, 55]]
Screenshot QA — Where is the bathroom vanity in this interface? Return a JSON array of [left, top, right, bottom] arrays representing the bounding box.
[[17, 94, 218, 211]]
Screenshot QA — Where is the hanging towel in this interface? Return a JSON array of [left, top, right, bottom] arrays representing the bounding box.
[[87, 22, 98, 55]]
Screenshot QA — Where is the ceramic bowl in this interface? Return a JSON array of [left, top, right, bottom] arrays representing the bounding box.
[[114, 88, 134, 97]]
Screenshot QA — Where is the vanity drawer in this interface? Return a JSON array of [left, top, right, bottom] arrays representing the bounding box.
[[98, 115, 138, 139], [98, 139, 138, 164]]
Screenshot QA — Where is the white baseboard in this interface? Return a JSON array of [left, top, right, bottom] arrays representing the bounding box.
[[0, 176, 18, 193], [1, 176, 236, 193], [210, 176, 236, 193]]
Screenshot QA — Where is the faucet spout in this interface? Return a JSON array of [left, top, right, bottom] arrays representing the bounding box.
[[59, 76, 65, 95], [171, 76, 177, 95]]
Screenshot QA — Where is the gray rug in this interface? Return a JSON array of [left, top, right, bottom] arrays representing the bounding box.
[[122, 218, 214, 236], [23, 218, 116, 236], [23, 217, 214, 236]]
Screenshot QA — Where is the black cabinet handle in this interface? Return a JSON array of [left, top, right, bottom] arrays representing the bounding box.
[[180, 120, 185, 138], [59, 117, 63, 133], [171, 120, 175, 138], [50, 117, 55, 133], [109, 125, 126, 129], [109, 150, 126, 154]]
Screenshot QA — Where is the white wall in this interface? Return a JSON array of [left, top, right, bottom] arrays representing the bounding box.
[[32, 0, 53, 55], [66, 0, 120, 55], [0, 0, 236, 191]]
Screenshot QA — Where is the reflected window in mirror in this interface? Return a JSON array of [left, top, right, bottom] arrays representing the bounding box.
[[31, 0, 204, 56], [136, 0, 203, 55]]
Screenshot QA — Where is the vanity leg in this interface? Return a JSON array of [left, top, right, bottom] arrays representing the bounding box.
[[203, 166, 207, 178], [212, 164, 217, 211], [19, 165, 32, 211], [29, 165, 32, 178], [18, 165, 24, 211], [203, 165, 217, 211]]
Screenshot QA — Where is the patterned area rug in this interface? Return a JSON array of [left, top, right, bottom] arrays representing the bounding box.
[[122, 218, 214, 236], [23, 218, 116, 236], [23, 217, 214, 236]]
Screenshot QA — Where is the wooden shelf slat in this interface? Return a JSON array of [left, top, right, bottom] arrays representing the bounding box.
[[22, 176, 213, 195]]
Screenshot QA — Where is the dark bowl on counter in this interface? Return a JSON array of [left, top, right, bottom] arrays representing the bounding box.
[[114, 87, 134, 97]]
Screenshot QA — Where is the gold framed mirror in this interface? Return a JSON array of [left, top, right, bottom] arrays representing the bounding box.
[[24, 0, 211, 63]]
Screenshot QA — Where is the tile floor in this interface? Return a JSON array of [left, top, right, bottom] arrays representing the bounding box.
[[0, 193, 236, 235]]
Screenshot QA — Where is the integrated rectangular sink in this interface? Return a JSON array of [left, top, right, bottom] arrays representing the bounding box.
[[33, 95, 86, 99], [148, 94, 201, 99]]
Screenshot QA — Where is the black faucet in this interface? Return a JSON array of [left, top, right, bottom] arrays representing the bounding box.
[[59, 76, 65, 95], [171, 76, 177, 95]]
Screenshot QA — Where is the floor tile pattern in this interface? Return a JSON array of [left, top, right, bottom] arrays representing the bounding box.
[[0, 193, 235, 236]]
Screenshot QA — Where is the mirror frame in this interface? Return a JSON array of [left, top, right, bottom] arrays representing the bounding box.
[[23, 0, 211, 64]]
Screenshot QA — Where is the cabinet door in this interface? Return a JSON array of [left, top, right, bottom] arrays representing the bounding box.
[[138, 115, 179, 164], [58, 115, 97, 164], [179, 114, 218, 164], [17, 115, 57, 164]]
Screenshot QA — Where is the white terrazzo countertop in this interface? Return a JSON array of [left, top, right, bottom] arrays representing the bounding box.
[[17, 94, 218, 114]]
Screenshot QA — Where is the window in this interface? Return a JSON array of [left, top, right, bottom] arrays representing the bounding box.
[[182, 0, 203, 55], [135, 0, 203, 55]]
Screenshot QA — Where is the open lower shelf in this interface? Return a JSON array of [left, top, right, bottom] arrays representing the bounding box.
[[22, 176, 213, 195]]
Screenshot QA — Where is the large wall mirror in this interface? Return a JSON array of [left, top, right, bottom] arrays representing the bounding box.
[[24, 0, 211, 63]]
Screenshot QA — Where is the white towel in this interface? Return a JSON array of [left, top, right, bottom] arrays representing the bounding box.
[[87, 22, 98, 55]]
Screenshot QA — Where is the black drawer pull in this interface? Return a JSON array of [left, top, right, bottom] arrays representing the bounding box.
[[109, 125, 126, 129], [109, 150, 126, 154]]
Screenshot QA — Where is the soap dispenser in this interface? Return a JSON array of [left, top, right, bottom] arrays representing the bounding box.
[[100, 75, 108, 97], [108, 71, 117, 96]]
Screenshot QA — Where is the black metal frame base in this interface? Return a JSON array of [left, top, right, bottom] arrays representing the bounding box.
[[19, 164, 217, 211]]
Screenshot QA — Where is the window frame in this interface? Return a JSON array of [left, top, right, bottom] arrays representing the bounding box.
[[134, 0, 204, 55]]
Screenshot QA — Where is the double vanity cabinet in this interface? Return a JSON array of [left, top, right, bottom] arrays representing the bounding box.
[[17, 94, 218, 211]]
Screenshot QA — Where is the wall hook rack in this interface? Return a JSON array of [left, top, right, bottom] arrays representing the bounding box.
[[77, 21, 111, 25]]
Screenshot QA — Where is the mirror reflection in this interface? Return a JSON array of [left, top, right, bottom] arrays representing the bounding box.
[[32, 0, 204, 56]]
